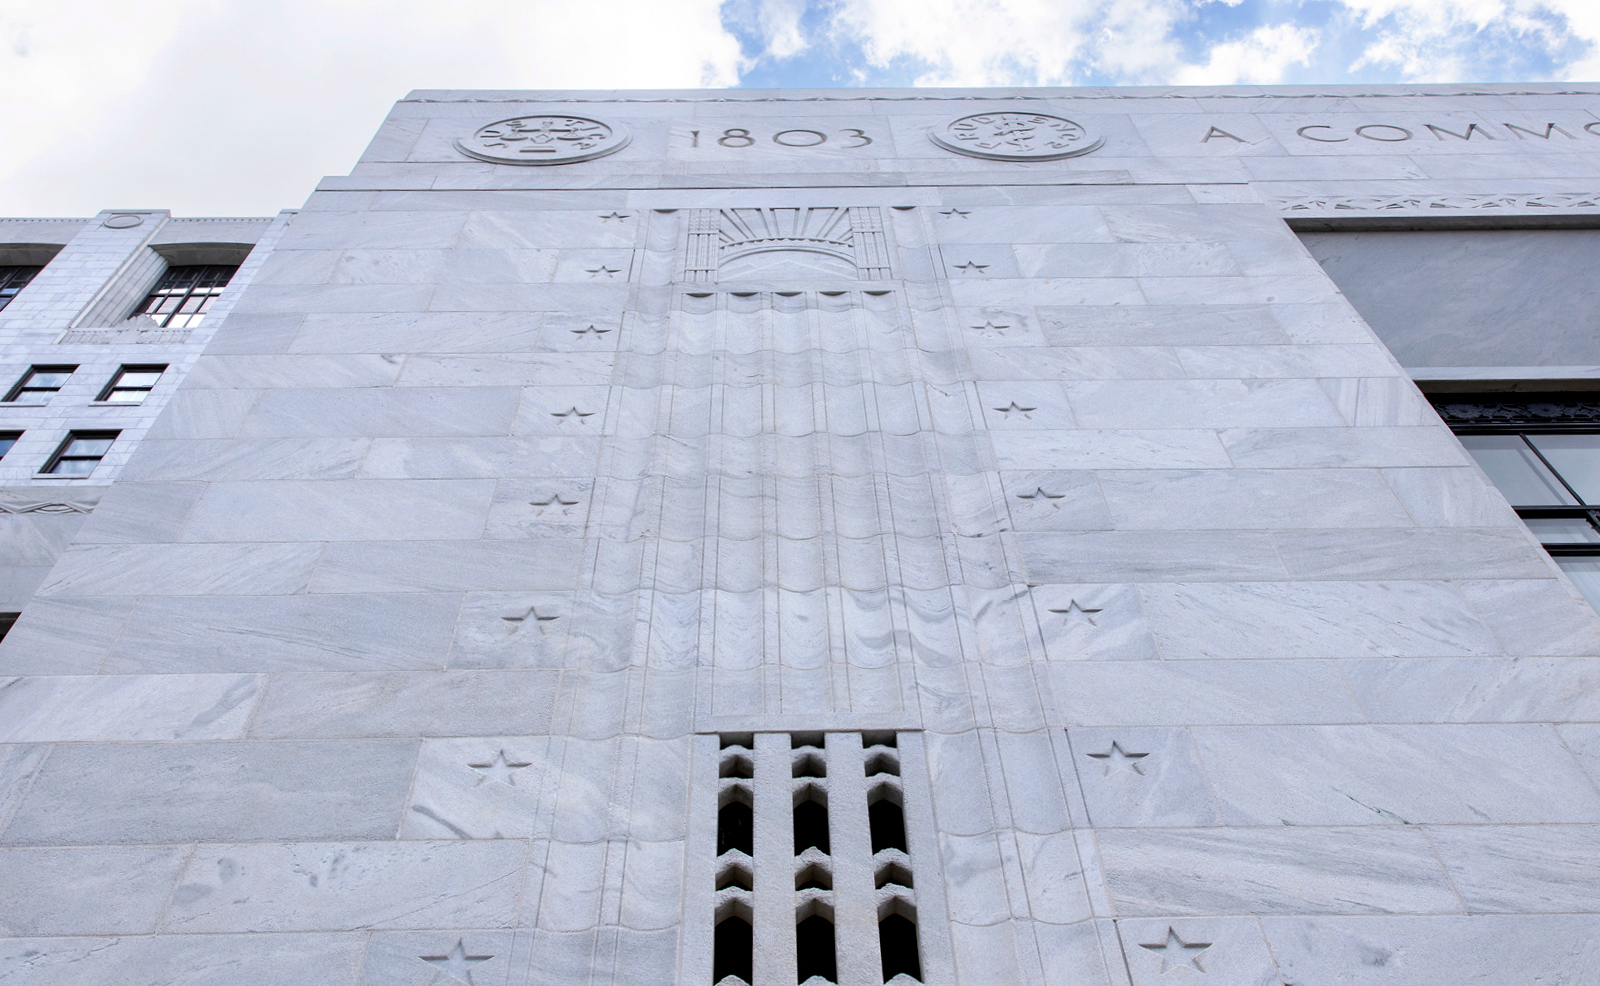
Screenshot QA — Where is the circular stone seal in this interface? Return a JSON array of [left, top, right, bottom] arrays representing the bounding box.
[[931, 112, 1104, 161], [102, 214, 145, 229], [455, 116, 631, 166]]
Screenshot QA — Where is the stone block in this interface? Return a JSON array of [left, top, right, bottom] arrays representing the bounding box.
[[0, 846, 186, 935], [0, 933, 366, 986], [104, 593, 461, 673], [1193, 724, 1600, 825], [1117, 917, 1280, 986], [163, 840, 527, 932], [1068, 727, 1221, 827], [1261, 914, 1600, 986], [2, 740, 418, 845], [0, 673, 260, 742], [1097, 827, 1462, 916]]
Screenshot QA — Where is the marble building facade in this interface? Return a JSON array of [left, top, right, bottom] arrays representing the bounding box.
[[0, 83, 1599, 985]]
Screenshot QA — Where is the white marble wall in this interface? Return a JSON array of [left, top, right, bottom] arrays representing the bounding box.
[[2, 84, 1600, 985]]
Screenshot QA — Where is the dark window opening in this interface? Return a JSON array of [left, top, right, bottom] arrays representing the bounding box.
[[718, 800, 753, 857], [0, 266, 41, 312], [796, 914, 837, 983], [4, 365, 76, 402], [1434, 395, 1600, 611], [714, 916, 753, 985], [793, 798, 829, 855], [130, 264, 238, 329], [97, 364, 166, 404], [0, 613, 18, 642], [0, 432, 19, 459], [41, 431, 118, 477], [879, 914, 922, 983], [868, 798, 907, 854]]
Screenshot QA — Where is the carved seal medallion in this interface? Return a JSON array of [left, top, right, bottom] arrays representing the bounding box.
[[931, 112, 1103, 161], [456, 115, 631, 165]]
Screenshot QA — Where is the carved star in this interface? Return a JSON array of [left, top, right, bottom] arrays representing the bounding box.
[[939, 208, 971, 218], [1087, 741, 1150, 777], [530, 493, 580, 516], [551, 407, 595, 424], [953, 260, 989, 274], [598, 212, 631, 221], [1049, 599, 1103, 625], [1139, 928, 1211, 974], [570, 324, 612, 337], [971, 320, 1010, 337], [993, 401, 1036, 420], [503, 605, 560, 634], [421, 940, 493, 984], [1016, 486, 1064, 503], [467, 749, 532, 788], [585, 265, 623, 278]]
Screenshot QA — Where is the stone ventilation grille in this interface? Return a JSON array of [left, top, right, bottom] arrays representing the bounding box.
[[705, 731, 931, 986]]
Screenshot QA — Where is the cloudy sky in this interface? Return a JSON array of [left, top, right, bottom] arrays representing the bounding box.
[[2, 0, 1596, 217]]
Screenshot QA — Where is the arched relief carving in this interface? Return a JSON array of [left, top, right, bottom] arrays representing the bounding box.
[[683, 207, 892, 282]]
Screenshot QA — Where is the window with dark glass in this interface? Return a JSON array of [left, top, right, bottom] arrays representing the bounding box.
[[41, 431, 118, 477], [97, 365, 167, 404], [0, 432, 19, 459], [130, 265, 238, 328], [1435, 395, 1600, 609], [0, 266, 41, 312], [3, 365, 77, 402], [0, 613, 17, 642]]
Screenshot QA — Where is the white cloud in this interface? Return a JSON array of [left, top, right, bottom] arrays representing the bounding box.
[[0, 0, 743, 216], [830, 0, 1189, 86], [1173, 23, 1318, 84], [1340, 0, 1591, 81]]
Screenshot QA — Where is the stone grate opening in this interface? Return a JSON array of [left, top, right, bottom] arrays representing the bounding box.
[[797, 913, 838, 984], [699, 730, 929, 985], [716, 916, 755, 986]]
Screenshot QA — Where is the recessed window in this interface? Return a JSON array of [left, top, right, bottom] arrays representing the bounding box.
[[3, 365, 77, 403], [97, 365, 167, 404], [130, 264, 238, 329], [0, 432, 19, 459], [1437, 396, 1600, 610], [0, 266, 41, 312], [0, 613, 17, 642], [41, 431, 118, 477]]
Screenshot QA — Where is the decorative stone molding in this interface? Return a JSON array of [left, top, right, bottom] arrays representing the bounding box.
[[930, 112, 1104, 161], [0, 498, 95, 514], [58, 326, 192, 345], [1432, 398, 1600, 426], [455, 115, 631, 166], [1276, 192, 1600, 214], [684, 207, 891, 282]]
